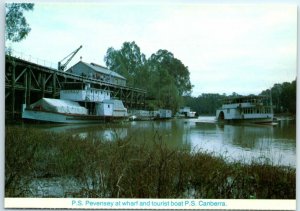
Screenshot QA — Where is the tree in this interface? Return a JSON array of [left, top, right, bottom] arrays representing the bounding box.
[[146, 49, 193, 111], [280, 81, 296, 114], [183, 93, 225, 115], [260, 79, 296, 114], [149, 49, 193, 96], [104, 42, 193, 112], [104, 41, 146, 87], [5, 3, 34, 42]]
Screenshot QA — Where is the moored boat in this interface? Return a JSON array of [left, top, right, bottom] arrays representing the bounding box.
[[22, 82, 128, 123], [177, 107, 197, 118], [22, 104, 115, 123], [216, 95, 275, 125]]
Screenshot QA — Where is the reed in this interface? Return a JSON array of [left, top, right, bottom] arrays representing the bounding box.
[[5, 126, 295, 198]]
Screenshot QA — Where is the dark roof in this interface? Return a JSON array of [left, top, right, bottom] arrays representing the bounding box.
[[222, 95, 270, 103], [224, 95, 269, 100], [71, 61, 126, 80]]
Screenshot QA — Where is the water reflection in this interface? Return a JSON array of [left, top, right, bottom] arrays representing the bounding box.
[[221, 124, 274, 149], [188, 118, 295, 167], [14, 117, 296, 167]]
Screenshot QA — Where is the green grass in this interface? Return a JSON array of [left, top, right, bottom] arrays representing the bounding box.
[[5, 126, 295, 198]]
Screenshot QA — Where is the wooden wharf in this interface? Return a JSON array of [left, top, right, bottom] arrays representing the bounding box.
[[5, 55, 146, 120]]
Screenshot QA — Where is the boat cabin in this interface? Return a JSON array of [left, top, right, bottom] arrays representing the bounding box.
[[157, 109, 172, 119], [97, 99, 128, 117], [60, 82, 110, 102], [216, 95, 274, 122]]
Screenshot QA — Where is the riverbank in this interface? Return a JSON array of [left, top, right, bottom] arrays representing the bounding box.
[[5, 126, 295, 198]]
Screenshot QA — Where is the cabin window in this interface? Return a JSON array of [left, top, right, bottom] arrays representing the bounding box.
[[227, 109, 230, 114], [108, 105, 110, 108]]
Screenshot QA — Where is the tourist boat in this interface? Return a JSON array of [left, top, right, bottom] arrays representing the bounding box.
[[215, 95, 275, 125], [22, 82, 128, 123]]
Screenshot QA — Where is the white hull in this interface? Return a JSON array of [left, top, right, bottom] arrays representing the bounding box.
[[216, 116, 274, 124], [216, 109, 274, 124], [22, 109, 120, 124], [216, 95, 275, 125]]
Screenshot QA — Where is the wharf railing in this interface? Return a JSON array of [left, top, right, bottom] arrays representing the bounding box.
[[5, 54, 147, 119], [5, 48, 56, 69]]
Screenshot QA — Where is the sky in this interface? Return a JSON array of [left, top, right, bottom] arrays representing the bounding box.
[[5, 2, 297, 97]]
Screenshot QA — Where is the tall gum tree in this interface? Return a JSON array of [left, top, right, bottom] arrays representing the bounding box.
[[149, 49, 193, 96], [104, 41, 193, 112], [104, 41, 146, 87]]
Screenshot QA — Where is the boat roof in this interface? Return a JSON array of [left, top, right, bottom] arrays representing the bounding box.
[[31, 98, 83, 108], [224, 95, 269, 100], [222, 95, 270, 103]]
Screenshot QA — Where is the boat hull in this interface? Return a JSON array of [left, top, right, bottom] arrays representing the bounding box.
[[217, 117, 275, 125], [22, 109, 125, 124]]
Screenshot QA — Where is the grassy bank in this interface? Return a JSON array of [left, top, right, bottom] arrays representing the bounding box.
[[5, 126, 295, 199]]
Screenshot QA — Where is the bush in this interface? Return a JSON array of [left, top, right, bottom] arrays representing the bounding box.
[[5, 126, 296, 198]]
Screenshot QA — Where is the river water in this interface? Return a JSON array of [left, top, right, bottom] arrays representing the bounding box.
[[17, 116, 296, 168]]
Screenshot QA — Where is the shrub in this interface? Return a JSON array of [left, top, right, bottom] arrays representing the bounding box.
[[5, 126, 296, 199]]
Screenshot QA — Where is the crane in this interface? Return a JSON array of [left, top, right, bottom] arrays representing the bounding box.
[[58, 45, 82, 71]]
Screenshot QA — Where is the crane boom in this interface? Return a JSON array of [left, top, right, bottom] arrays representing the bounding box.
[[58, 45, 82, 71]]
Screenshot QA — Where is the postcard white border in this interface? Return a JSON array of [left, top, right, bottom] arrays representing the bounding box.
[[2, 0, 299, 211], [4, 198, 296, 210]]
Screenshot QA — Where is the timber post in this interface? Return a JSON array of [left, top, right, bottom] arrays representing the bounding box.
[[27, 68, 31, 107], [41, 73, 45, 98], [52, 72, 56, 98], [11, 64, 15, 119], [24, 70, 28, 107], [130, 91, 133, 108], [5, 55, 147, 120]]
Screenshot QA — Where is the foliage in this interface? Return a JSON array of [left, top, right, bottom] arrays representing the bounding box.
[[5, 126, 39, 196], [148, 49, 193, 96], [104, 41, 147, 87], [184, 80, 296, 115], [183, 93, 226, 115], [104, 42, 193, 112], [5, 126, 295, 199], [261, 79, 296, 114], [5, 3, 34, 42]]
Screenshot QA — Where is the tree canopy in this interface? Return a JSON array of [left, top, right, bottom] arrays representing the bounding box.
[[5, 3, 34, 42], [183, 93, 226, 115], [104, 41, 193, 112], [261, 80, 296, 114], [183, 80, 296, 115], [148, 49, 193, 96], [104, 41, 147, 87]]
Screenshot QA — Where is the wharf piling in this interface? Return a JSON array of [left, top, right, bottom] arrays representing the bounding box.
[[5, 55, 146, 120]]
